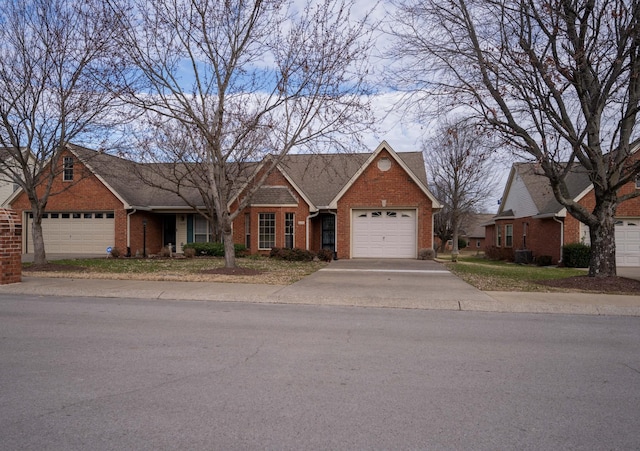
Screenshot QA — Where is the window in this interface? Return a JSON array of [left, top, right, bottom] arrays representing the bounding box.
[[505, 224, 513, 247], [496, 226, 502, 247], [636, 175, 640, 189], [245, 213, 251, 249], [285, 213, 294, 249], [476, 240, 481, 248], [63, 157, 74, 181], [194, 215, 210, 243], [259, 213, 275, 249]]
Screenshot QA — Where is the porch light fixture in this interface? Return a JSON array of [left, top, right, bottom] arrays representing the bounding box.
[[142, 219, 147, 258]]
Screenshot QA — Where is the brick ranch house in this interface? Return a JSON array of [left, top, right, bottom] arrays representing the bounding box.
[[484, 153, 640, 267], [8, 141, 442, 259]]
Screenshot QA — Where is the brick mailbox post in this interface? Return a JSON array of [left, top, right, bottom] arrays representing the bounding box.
[[0, 209, 22, 285]]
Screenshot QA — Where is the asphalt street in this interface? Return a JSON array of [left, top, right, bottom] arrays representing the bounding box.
[[1, 294, 639, 450]]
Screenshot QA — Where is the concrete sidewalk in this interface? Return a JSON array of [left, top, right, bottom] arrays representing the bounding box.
[[1, 273, 639, 316]]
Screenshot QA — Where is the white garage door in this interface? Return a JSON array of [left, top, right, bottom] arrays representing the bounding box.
[[352, 210, 416, 258], [27, 212, 115, 254], [616, 220, 640, 267]]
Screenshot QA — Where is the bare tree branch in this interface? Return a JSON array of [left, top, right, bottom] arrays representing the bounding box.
[[387, 0, 640, 276], [0, 0, 128, 264], [109, 0, 375, 267]]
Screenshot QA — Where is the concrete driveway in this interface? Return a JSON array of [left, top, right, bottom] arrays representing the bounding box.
[[273, 258, 495, 309]]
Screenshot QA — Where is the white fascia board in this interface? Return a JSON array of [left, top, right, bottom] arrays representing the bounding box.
[[497, 165, 517, 215]]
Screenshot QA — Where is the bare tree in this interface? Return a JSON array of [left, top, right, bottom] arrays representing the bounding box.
[[387, 0, 640, 277], [107, 0, 374, 268], [425, 118, 498, 259], [0, 0, 126, 265]]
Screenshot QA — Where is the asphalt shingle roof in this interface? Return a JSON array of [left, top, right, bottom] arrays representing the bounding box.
[[69, 145, 430, 210]]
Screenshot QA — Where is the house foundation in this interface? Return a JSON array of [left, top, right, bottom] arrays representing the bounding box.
[[0, 209, 22, 284]]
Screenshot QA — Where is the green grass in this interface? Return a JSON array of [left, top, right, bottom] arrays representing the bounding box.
[[24, 255, 327, 285], [441, 253, 585, 292]]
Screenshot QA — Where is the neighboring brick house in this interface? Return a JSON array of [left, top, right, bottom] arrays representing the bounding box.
[[463, 213, 494, 251], [8, 141, 442, 259], [484, 158, 640, 267]]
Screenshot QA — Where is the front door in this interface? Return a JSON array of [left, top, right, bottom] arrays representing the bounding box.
[[163, 215, 177, 252], [321, 214, 335, 251]]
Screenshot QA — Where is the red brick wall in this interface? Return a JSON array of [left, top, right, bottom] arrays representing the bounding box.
[[232, 168, 311, 254], [488, 217, 565, 263], [336, 149, 434, 259], [0, 209, 21, 284], [128, 213, 163, 256]]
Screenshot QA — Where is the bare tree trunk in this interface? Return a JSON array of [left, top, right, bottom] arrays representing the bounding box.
[[221, 213, 236, 269], [30, 205, 47, 265], [587, 200, 617, 277]]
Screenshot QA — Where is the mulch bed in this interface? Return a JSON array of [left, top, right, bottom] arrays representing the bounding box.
[[538, 275, 640, 294], [200, 267, 262, 276]]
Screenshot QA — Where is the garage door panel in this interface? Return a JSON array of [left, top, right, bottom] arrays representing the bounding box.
[[27, 212, 115, 254], [616, 220, 640, 267], [352, 210, 416, 258]]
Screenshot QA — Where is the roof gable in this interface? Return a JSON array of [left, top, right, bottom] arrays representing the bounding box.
[[498, 162, 592, 218], [328, 141, 441, 209], [499, 164, 540, 218]]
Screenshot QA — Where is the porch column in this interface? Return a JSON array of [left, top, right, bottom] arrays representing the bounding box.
[[0, 209, 22, 284]]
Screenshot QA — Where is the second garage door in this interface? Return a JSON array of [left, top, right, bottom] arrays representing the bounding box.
[[26, 212, 115, 254], [616, 219, 640, 267], [352, 210, 417, 258]]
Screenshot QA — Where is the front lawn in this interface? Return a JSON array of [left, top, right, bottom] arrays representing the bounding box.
[[23, 256, 327, 285], [441, 254, 586, 292]]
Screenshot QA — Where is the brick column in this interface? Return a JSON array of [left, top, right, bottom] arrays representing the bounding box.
[[0, 209, 22, 284]]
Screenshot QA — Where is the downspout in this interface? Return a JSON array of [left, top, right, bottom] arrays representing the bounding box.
[[553, 216, 564, 264], [306, 211, 320, 251]]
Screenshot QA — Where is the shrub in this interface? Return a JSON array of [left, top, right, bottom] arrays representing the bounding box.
[[269, 247, 316, 261], [485, 246, 515, 262], [562, 243, 591, 268], [418, 248, 435, 260], [182, 242, 247, 257], [535, 255, 553, 266], [183, 247, 196, 258], [316, 248, 334, 262], [109, 247, 121, 258], [159, 246, 172, 258], [458, 238, 467, 249]]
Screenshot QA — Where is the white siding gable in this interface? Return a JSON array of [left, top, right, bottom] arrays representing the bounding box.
[[0, 180, 14, 207], [502, 172, 539, 218]]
